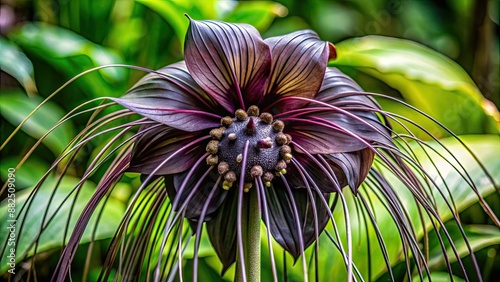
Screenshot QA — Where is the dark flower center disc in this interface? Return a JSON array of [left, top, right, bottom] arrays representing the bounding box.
[[218, 116, 281, 181]]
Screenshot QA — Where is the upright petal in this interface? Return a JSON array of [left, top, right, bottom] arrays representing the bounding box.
[[113, 62, 222, 132], [263, 30, 334, 111], [184, 17, 271, 112], [128, 124, 207, 175]]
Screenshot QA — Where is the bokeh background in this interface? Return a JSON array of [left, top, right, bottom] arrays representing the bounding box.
[[1, 0, 498, 281]]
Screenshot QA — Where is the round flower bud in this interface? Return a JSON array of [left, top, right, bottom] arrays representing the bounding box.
[[221, 116, 233, 126], [209, 127, 224, 140], [224, 171, 237, 182], [259, 112, 273, 124], [272, 120, 285, 132], [275, 133, 287, 145], [247, 105, 260, 116], [250, 165, 263, 178], [218, 162, 229, 174], [206, 154, 219, 165], [206, 140, 219, 154], [280, 145, 291, 156], [262, 171, 274, 183], [275, 160, 287, 171], [235, 109, 248, 121]]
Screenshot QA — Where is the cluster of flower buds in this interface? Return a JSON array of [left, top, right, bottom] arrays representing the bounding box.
[[205, 105, 292, 191]]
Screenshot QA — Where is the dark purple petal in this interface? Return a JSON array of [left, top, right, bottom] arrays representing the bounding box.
[[326, 148, 374, 194], [316, 67, 367, 102], [113, 62, 222, 132], [185, 17, 271, 112], [262, 30, 333, 111], [265, 181, 330, 259], [314, 67, 391, 145], [164, 165, 226, 221], [206, 189, 238, 274], [287, 117, 369, 154], [286, 154, 345, 193], [284, 67, 391, 154], [128, 124, 207, 175]]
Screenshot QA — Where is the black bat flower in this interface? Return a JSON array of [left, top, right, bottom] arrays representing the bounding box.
[[109, 16, 394, 276], [5, 16, 498, 282]]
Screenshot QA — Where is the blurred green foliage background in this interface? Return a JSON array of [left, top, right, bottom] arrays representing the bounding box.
[[0, 0, 498, 281]]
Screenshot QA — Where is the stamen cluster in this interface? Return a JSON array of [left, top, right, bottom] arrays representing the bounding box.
[[205, 106, 292, 191]]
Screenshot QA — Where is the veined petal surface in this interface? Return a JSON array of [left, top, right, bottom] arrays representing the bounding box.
[[113, 62, 221, 132], [185, 18, 271, 112], [327, 148, 374, 194], [128, 124, 206, 175], [285, 68, 391, 154], [263, 30, 333, 111]]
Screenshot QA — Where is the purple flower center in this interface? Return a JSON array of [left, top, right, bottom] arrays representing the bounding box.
[[205, 106, 293, 190]]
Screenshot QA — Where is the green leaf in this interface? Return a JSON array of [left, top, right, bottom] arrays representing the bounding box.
[[223, 1, 287, 32], [8, 23, 127, 98], [0, 38, 37, 94], [136, 0, 217, 50], [58, 0, 116, 44], [330, 36, 499, 139], [181, 257, 231, 282], [0, 91, 74, 154], [413, 272, 466, 282], [0, 157, 49, 188], [427, 224, 500, 270], [0, 175, 126, 274], [183, 226, 216, 259]]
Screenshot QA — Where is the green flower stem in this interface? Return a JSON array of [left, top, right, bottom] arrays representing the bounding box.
[[236, 188, 261, 282]]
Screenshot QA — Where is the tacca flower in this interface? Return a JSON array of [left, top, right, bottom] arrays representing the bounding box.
[[10, 16, 496, 282], [107, 16, 394, 280]]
